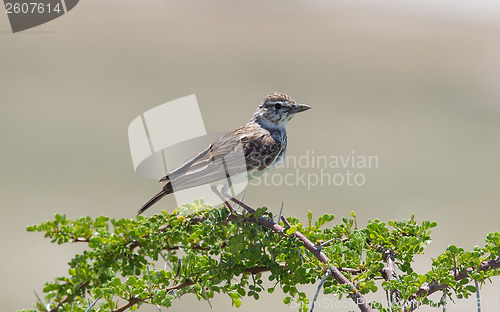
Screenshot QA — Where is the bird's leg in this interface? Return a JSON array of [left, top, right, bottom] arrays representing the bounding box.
[[221, 191, 275, 221], [216, 182, 255, 215], [220, 191, 255, 215], [210, 185, 236, 215]]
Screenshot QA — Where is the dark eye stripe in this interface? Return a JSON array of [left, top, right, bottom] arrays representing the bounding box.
[[264, 101, 285, 108]]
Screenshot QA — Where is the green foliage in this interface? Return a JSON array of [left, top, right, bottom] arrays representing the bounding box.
[[22, 202, 499, 312]]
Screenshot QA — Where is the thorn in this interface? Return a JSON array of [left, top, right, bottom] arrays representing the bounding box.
[[281, 215, 291, 228], [317, 238, 336, 251], [147, 266, 152, 292], [474, 279, 481, 312], [202, 286, 213, 309], [442, 290, 447, 312], [85, 295, 102, 312], [308, 271, 331, 312], [386, 290, 390, 309], [33, 290, 49, 312], [176, 258, 182, 278], [163, 252, 173, 271], [234, 191, 246, 212], [451, 252, 458, 278], [297, 247, 305, 262], [277, 201, 284, 224], [211, 184, 236, 215]]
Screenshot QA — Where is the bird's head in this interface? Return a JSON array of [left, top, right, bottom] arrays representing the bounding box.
[[252, 92, 310, 128]]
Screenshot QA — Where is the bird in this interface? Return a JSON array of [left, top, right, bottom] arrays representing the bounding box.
[[137, 92, 311, 215]]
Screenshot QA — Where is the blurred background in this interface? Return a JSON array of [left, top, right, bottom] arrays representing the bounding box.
[[1, 0, 500, 311]]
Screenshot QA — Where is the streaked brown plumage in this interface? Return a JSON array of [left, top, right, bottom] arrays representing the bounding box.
[[138, 92, 310, 215]]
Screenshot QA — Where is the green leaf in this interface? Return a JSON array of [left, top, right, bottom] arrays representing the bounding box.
[[286, 225, 298, 235], [418, 275, 427, 284], [447, 245, 459, 254], [233, 298, 242, 307], [229, 292, 239, 300], [193, 283, 202, 292], [315, 214, 335, 228], [126, 276, 136, 285], [237, 288, 246, 296], [189, 231, 200, 240]]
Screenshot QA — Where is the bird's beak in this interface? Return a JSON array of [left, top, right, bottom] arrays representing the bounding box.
[[289, 103, 311, 114]]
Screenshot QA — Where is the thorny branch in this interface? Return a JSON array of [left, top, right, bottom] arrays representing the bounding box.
[[42, 207, 500, 312], [402, 258, 500, 312], [229, 197, 373, 312], [381, 249, 399, 305]]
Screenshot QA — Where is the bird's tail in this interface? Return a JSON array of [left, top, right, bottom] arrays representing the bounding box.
[[137, 182, 173, 215]]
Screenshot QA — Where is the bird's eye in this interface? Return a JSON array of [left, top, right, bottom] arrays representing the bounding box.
[[274, 103, 282, 109]]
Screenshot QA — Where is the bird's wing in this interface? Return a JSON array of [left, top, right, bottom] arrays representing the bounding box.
[[158, 146, 211, 182], [163, 123, 283, 191]]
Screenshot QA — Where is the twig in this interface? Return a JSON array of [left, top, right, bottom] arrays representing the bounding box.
[[376, 252, 500, 312], [243, 265, 359, 275], [451, 251, 458, 278], [74, 237, 90, 243], [339, 267, 361, 274], [111, 280, 195, 312], [49, 281, 89, 312], [403, 283, 448, 312], [111, 297, 142, 312], [453, 258, 500, 280], [281, 215, 291, 228], [381, 249, 398, 305]]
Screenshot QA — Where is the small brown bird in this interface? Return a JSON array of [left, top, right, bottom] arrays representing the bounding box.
[[138, 92, 310, 215]]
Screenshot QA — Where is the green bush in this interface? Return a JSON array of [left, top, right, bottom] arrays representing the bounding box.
[[21, 201, 500, 312]]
